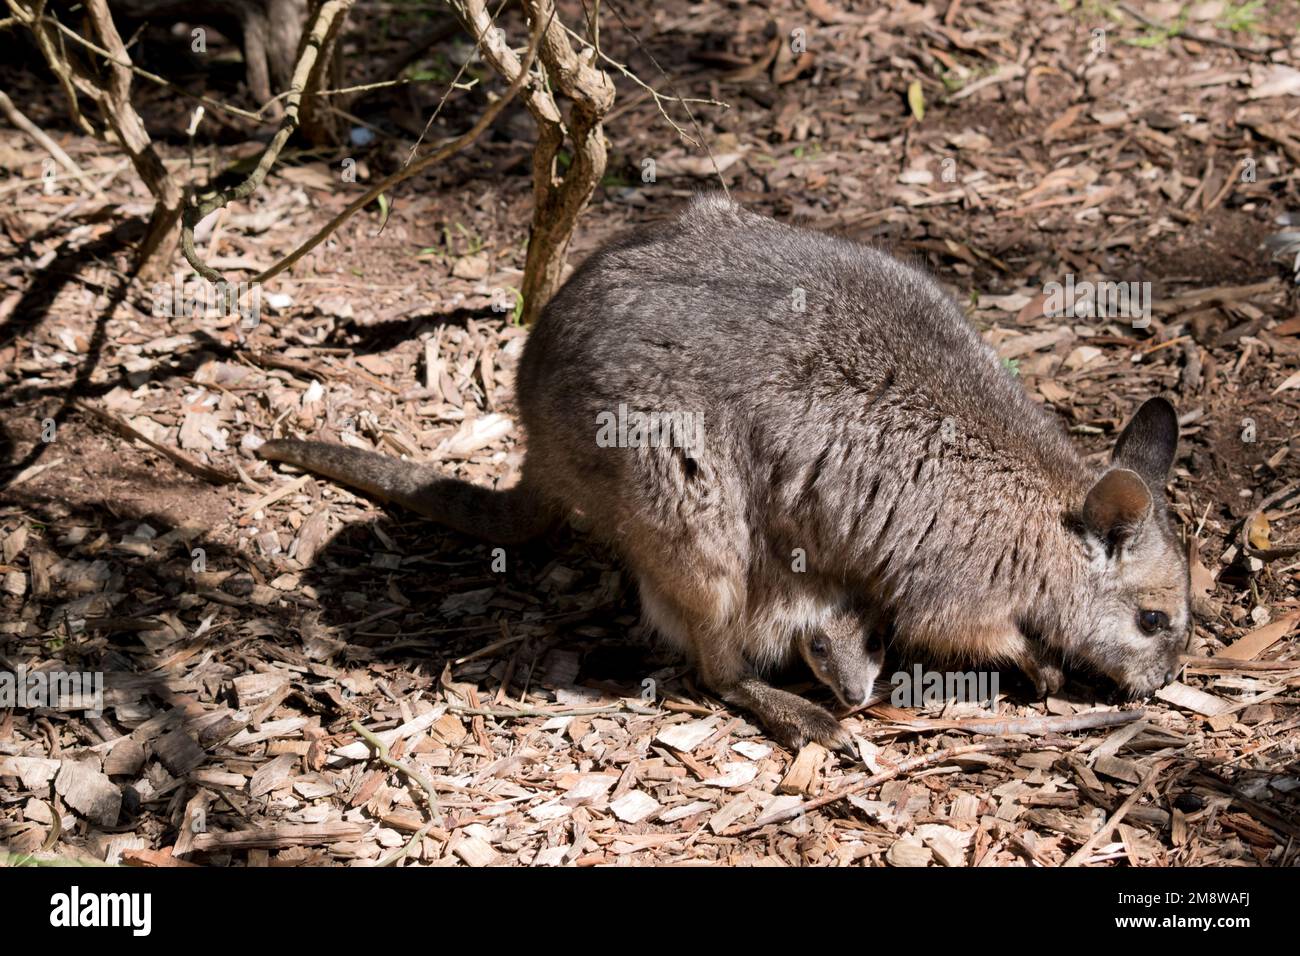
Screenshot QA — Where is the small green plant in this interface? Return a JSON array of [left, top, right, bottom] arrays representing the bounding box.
[[1123, 8, 1188, 47], [456, 222, 483, 255], [1002, 356, 1021, 377], [510, 287, 525, 326], [1217, 1, 1263, 33], [940, 70, 965, 93], [406, 52, 455, 86], [437, 222, 483, 256], [601, 168, 632, 189]]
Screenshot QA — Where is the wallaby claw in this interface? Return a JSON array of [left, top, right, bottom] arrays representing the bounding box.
[[831, 735, 858, 761], [769, 702, 852, 754], [1023, 656, 1065, 698]]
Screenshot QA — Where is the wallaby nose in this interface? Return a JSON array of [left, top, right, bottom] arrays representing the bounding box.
[[841, 684, 864, 707]]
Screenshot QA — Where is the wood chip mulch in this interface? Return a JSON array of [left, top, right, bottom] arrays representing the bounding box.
[[2, 0, 1299, 866]]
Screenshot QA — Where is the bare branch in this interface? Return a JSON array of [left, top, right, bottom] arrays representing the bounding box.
[[0, 89, 106, 198], [181, 0, 356, 286], [248, 9, 549, 286]]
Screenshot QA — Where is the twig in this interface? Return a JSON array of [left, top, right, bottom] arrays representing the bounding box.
[[1239, 481, 1300, 562], [881, 708, 1145, 738], [730, 737, 1060, 833], [0, 90, 105, 197], [601, 0, 730, 194], [241, 474, 312, 517], [558, 20, 727, 148], [1115, 2, 1283, 59], [350, 719, 443, 838], [1183, 656, 1300, 673], [11, 0, 186, 273], [6, 1, 94, 135], [449, 702, 659, 718], [375, 822, 433, 867], [73, 399, 238, 485], [400, 0, 505, 169], [30, 11, 263, 122], [1063, 758, 1172, 866], [246, 7, 548, 287], [181, 0, 356, 286]]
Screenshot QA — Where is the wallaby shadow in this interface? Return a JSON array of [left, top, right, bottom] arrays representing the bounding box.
[[288, 501, 686, 705], [315, 308, 499, 360], [4, 479, 1297, 857]]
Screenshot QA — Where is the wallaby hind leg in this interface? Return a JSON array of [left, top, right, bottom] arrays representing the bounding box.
[[722, 675, 855, 754], [691, 633, 854, 754]]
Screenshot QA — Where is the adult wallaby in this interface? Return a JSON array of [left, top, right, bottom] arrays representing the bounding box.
[[258, 195, 1191, 750]]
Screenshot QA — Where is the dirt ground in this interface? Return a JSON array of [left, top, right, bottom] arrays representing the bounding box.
[[2, 1, 1299, 867]]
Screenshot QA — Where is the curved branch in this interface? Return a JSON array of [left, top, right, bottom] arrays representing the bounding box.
[[248, 9, 549, 286], [181, 0, 355, 285]]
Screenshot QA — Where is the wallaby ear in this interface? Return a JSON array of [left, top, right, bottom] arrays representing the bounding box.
[[1112, 397, 1178, 491], [1083, 468, 1152, 546]]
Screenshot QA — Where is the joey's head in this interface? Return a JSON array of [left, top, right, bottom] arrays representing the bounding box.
[[1064, 398, 1191, 698], [798, 610, 887, 708]]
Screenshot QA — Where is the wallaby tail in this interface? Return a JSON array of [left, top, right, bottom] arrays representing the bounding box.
[[257, 439, 551, 544]]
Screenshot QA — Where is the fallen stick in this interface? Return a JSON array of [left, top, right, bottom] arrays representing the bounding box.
[[350, 713, 449, 867], [241, 473, 312, 516], [449, 702, 659, 719], [0, 90, 105, 197], [350, 719, 442, 832], [730, 737, 1067, 834], [883, 708, 1145, 738], [74, 400, 238, 485], [188, 821, 364, 851], [1063, 758, 1173, 866], [1183, 656, 1300, 673]]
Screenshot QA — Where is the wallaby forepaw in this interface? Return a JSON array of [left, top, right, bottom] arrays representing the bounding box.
[[1024, 658, 1065, 698], [770, 704, 851, 754]]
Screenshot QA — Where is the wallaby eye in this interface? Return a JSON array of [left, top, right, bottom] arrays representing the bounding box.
[[1138, 609, 1169, 634], [810, 637, 828, 657], [866, 634, 882, 653]]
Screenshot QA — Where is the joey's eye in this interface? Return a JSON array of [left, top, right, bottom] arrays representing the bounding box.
[[1138, 610, 1169, 634], [866, 634, 883, 653], [810, 637, 828, 657]]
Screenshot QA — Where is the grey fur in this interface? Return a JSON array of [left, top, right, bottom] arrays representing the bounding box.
[[798, 604, 887, 712], [259, 195, 1191, 750]]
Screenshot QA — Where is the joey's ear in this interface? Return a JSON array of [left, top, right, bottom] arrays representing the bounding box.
[[1083, 468, 1152, 546], [1112, 397, 1178, 491]]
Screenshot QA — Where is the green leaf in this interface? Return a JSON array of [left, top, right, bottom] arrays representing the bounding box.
[[907, 80, 925, 121], [511, 287, 525, 326]]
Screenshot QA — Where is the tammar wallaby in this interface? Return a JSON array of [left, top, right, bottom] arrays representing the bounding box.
[[258, 195, 1191, 751], [799, 605, 887, 714]]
